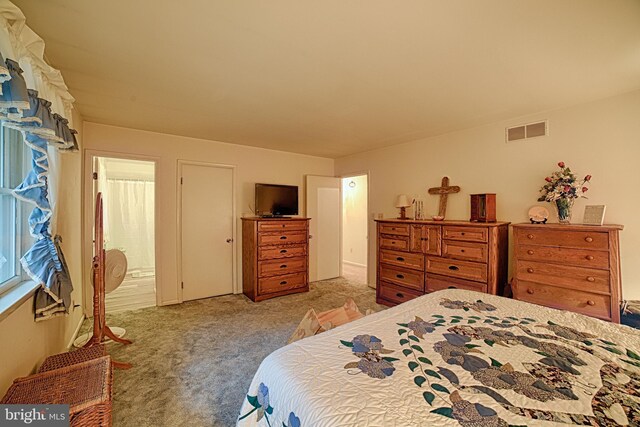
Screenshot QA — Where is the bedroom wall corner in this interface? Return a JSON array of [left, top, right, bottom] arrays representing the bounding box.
[[81, 123, 335, 307]]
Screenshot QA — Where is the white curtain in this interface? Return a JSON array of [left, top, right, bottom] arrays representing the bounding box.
[[103, 179, 155, 275], [0, 0, 77, 235]]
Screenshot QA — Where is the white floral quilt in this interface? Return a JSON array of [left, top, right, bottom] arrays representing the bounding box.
[[237, 289, 640, 426]]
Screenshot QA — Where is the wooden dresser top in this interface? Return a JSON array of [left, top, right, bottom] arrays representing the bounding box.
[[241, 217, 310, 221], [375, 219, 510, 227], [512, 223, 623, 231]]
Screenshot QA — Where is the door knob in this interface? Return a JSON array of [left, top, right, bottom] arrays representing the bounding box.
[[226, 238, 233, 243]]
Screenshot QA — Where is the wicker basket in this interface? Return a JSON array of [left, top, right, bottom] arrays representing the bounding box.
[[1, 356, 113, 427], [39, 344, 108, 373]]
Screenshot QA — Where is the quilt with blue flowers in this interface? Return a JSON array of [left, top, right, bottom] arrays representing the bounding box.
[[237, 289, 640, 426]]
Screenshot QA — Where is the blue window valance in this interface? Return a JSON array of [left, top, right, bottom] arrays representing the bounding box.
[[1, 1, 78, 320]]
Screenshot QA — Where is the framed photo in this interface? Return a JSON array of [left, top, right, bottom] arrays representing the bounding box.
[[583, 205, 606, 226]]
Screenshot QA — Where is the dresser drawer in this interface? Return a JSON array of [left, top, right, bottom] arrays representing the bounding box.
[[258, 272, 307, 294], [379, 223, 410, 236], [442, 226, 488, 243], [516, 260, 610, 294], [426, 257, 488, 283], [442, 240, 488, 263], [258, 220, 307, 232], [515, 228, 609, 250], [258, 257, 306, 277], [515, 280, 611, 320], [426, 274, 487, 293], [379, 249, 424, 271], [516, 245, 609, 270], [379, 235, 410, 251], [378, 281, 422, 305], [379, 264, 424, 292], [258, 231, 307, 246], [259, 245, 306, 260]]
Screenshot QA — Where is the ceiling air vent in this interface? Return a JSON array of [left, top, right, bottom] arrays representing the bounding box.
[[506, 120, 547, 142]]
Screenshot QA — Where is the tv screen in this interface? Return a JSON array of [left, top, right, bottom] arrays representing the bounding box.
[[255, 184, 299, 216]]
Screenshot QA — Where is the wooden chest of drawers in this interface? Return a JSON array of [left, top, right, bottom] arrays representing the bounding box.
[[375, 219, 509, 307], [242, 217, 310, 302], [512, 223, 623, 323]]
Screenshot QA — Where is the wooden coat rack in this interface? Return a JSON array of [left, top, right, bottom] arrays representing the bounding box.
[[84, 192, 132, 369]]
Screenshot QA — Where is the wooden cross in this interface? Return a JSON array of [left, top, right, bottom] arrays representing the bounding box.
[[428, 176, 460, 218]]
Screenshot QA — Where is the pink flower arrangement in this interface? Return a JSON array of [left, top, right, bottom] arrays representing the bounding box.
[[538, 162, 591, 202]]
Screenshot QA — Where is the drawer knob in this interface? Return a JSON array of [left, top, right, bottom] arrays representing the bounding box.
[[448, 266, 459, 271], [396, 274, 405, 279], [527, 234, 534, 239], [527, 250, 534, 255], [585, 255, 594, 260], [527, 268, 534, 273], [396, 257, 405, 262], [461, 232, 466, 236], [460, 249, 465, 253], [280, 264, 287, 269], [448, 286, 457, 289], [280, 249, 287, 254], [527, 289, 534, 294], [282, 224, 285, 228], [280, 236, 287, 240], [396, 292, 404, 298], [280, 280, 287, 285], [587, 300, 595, 306], [392, 241, 397, 245], [585, 236, 593, 243], [586, 276, 595, 282]]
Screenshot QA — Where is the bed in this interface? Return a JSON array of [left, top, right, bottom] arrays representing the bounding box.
[[237, 289, 640, 426]]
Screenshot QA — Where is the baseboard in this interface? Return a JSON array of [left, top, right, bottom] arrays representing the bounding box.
[[342, 260, 367, 268], [67, 313, 86, 350]]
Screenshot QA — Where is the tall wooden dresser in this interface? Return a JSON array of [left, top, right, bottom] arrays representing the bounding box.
[[242, 217, 310, 302], [375, 219, 509, 306], [512, 223, 623, 323]]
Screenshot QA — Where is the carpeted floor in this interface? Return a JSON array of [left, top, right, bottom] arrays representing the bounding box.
[[80, 278, 385, 427]]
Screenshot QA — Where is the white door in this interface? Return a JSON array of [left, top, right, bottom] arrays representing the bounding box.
[[306, 175, 341, 282], [180, 163, 234, 301]]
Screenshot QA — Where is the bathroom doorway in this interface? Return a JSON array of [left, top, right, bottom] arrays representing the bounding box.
[[94, 156, 157, 313], [341, 174, 368, 285]]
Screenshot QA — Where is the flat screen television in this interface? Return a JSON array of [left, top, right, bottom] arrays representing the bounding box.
[[255, 183, 299, 217]]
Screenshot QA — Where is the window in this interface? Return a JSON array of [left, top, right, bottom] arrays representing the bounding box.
[[0, 124, 32, 295]]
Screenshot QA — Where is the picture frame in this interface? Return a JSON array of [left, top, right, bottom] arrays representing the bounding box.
[[583, 205, 606, 226]]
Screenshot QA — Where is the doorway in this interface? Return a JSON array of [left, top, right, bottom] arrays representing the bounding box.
[[306, 175, 341, 282], [179, 161, 235, 301], [94, 156, 157, 313], [341, 175, 368, 285]]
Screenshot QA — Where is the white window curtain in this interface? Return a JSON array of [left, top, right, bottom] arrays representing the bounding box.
[[0, 0, 78, 320]]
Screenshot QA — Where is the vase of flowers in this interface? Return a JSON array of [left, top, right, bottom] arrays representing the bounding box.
[[538, 161, 591, 224]]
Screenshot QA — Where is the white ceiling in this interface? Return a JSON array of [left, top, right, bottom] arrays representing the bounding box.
[[13, 0, 640, 158]]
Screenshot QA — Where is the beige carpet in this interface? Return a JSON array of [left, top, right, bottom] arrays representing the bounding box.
[[81, 278, 384, 427]]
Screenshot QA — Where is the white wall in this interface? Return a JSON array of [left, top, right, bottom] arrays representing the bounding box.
[[82, 122, 334, 306], [342, 175, 368, 266], [336, 89, 640, 299], [0, 111, 84, 396]]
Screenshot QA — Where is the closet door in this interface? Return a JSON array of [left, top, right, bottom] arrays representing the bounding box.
[[305, 175, 341, 282], [180, 162, 235, 301]]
